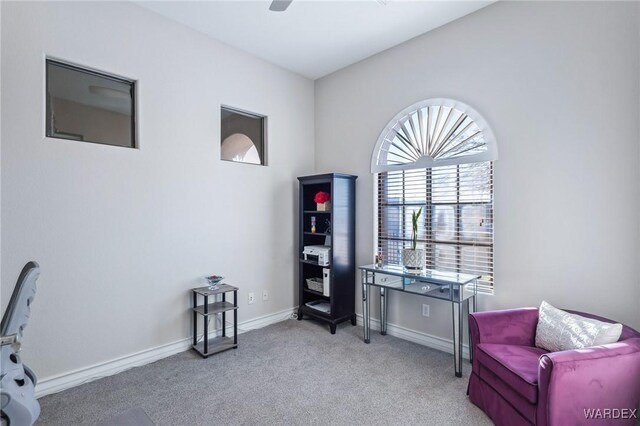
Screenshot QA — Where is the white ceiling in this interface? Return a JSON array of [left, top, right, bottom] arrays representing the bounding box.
[[136, 1, 494, 80]]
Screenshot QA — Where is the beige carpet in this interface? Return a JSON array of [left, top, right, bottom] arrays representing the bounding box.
[[38, 319, 491, 425]]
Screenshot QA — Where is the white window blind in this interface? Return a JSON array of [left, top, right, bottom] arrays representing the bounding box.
[[376, 161, 494, 290], [371, 99, 498, 173]]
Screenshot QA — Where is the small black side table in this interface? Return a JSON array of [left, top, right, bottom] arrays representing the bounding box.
[[191, 284, 238, 357]]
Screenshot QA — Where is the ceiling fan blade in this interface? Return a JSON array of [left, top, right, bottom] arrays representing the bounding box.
[[269, 0, 293, 12]]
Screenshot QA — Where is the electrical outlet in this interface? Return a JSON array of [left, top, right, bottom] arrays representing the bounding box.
[[422, 304, 430, 317], [248, 292, 255, 304], [262, 290, 269, 301]]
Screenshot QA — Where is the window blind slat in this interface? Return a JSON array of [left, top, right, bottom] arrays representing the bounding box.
[[377, 161, 494, 288]]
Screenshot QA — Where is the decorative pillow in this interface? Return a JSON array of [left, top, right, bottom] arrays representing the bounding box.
[[535, 301, 623, 352]]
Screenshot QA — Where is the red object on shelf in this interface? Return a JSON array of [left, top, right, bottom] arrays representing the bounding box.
[[314, 191, 330, 204]]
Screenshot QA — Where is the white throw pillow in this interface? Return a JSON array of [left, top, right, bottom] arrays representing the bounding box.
[[535, 301, 623, 352]]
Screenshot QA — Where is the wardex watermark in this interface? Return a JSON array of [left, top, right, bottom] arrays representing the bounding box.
[[583, 408, 638, 420]]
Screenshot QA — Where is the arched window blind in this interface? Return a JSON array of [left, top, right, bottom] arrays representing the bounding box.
[[373, 99, 497, 291]]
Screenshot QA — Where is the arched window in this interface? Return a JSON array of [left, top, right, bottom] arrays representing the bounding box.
[[373, 99, 497, 291]]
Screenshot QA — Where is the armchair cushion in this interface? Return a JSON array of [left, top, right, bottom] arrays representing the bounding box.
[[469, 307, 539, 347], [535, 301, 623, 352], [477, 343, 548, 404]]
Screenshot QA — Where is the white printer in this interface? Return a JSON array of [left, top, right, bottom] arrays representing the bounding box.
[[303, 245, 331, 266]]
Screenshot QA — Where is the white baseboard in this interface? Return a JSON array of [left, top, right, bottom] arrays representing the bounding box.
[[35, 307, 297, 398], [355, 313, 471, 360], [36, 308, 467, 398]]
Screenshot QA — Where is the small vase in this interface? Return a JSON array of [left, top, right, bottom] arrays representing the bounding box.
[[317, 202, 331, 211], [403, 248, 425, 271]]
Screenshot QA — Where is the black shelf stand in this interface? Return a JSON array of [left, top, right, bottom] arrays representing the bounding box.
[[297, 173, 357, 334], [191, 284, 238, 357]]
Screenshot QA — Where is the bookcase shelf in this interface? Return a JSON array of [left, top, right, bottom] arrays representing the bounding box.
[[297, 173, 357, 334], [299, 258, 330, 267], [303, 287, 328, 297]]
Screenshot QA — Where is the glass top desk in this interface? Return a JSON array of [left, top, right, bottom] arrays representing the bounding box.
[[358, 264, 480, 377]]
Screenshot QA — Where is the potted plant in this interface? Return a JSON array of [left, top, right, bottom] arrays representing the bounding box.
[[315, 191, 331, 211], [403, 208, 425, 271]]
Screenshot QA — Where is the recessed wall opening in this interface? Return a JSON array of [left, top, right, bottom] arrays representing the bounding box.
[[45, 59, 136, 148], [220, 106, 267, 165]]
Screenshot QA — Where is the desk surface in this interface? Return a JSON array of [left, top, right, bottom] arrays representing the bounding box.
[[359, 264, 479, 286]]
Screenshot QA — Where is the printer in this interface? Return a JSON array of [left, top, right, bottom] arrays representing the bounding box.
[[303, 245, 331, 266]]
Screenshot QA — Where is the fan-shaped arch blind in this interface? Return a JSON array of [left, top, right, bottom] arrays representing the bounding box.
[[371, 99, 497, 173]]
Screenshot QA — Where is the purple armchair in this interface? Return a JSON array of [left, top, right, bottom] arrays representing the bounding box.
[[467, 308, 640, 425]]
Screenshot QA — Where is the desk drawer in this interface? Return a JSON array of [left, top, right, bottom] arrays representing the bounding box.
[[373, 273, 402, 287]]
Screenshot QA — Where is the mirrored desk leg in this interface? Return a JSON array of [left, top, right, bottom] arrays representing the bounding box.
[[452, 301, 463, 377], [469, 279, 478, 364], [380, 287, 388, 336], [466, 298, 473, 364], [362, 270, 370, 344], [473, 279, 478, 312]]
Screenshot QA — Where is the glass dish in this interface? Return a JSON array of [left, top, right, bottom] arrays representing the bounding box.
[[205, 275, 224, 288]]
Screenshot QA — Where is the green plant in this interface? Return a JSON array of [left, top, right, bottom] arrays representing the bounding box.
[[410, 208, 422, 250]]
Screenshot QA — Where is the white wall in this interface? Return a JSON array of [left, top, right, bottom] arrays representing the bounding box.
[[3, 0, 639, 388], [1, 1, 314, 380], [315, 1, 640, 337], [0, 1, 3, 291]]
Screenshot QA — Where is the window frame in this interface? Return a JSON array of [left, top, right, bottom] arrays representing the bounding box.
[[220, 105, 268, 166], [372, 98, 497, 294], [45, 58, 137, 149], [373, 163, 495, 295]]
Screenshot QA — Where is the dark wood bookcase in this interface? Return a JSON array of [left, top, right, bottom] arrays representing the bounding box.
[[297, 173, 357, 334]]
